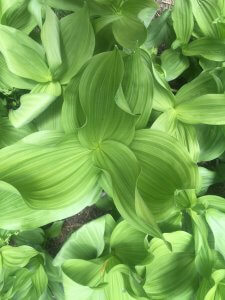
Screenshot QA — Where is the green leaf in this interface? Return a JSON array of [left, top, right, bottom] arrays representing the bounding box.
[[206, 209, 225, 260], [54, 215, 116, 266], [93, 139, 162, 238], [190, 0, 225, 39], [110, 220, 149, 266], [31, 265, 48, 298], [45, 221, 64, 239], [112, 15, 147, 49], [176, 72, 221, 105], [0, 25, 51, 82], [122, 49, 153, 129], [172, 0, 193, 45], [205, 269, 225, 299], [59, 4, 95, 83], [196, 125, 225, 162], [199, 195, 225, 213], [161, 49, 190, 81], [0, 131, 100, 210], [182, 38, 225, 62], [78, 49, 136, 148], [176, 94, 225, 125], [144, 253, 198, 299], [152, 109, 200, 162], [0, 181, 99, 230], [47, 0, 83, 10], [41, 7, 62, 74], [0, 245, 38, 268], [131, 129, 198, 222]]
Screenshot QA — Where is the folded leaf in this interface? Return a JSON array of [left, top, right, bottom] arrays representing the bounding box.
[[0, 131, 100, 210], [59, 4, 95, 83], [122, 49, 153, 129], [78, 49, 136, 148], [31, 265, 48, 298], [176, 94, 225, 125], [182, 38, 225, 62], [172, 0, 193, 45], [161, 49, 189, 81], [131, 129, 198, 222], [198, 195, 225, 212], [0, 25, 51, 82], [41, 7, 62, 74]]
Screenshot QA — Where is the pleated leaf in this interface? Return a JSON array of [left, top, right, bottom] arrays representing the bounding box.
[[199, 195, 225, 213], [78, 49, 136, 148], [0, 181, 99, 230], [0, 25, 51, 82], [122, 49, 153, 129], [31, 265, 48, 298], [59, 4, 95, 83], [176, 94, 225, 125], [182, 38, 225, 62], [172, 0, 193, 45], [0, 131, 100, 210], [131, 129, 198, 222]]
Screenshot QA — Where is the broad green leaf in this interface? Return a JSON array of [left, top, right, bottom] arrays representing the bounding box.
[[0, 116, 34, 148], [189, 210, 213, 277], [0, 131, 100, 210], [131, 129, 198, 222], [47, 0, 83, 10], [0, 245, 38, 268], [205, 270, 225, 300], [190, 0, 225, 39], [41, 7, 62, 74], [0, 25, 51, 82], [152, 109, 200, 162], [206, 209, 225, 260], [144, 253, 198, 299], [78, 49, 136, 148], [112, 15, 147, 49], [197, 167, 220, 196], [0, 54, 36, 90], [59, 5, 95, 83], [199, 195, 225, 212], [62, 72, 85, 133], [176, 94, 225, 125], [110, 221, 149, 266], [32, 265, 48, 298], [144, 10, 171, 49], [9, 81, 61, 128], [122, 49, 153, 129], [175, 72, 221, 105], [196, 125, 225, 162], [93, 139, 162, 238], [161, 49, 189, 81], [54, 215, 116, 266], [172, 0, 193, 45], [182, 38, 225, 62]]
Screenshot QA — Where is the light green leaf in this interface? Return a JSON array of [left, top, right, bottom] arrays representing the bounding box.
[[41, 7, 62, 74], [47, 0, 83, 10], [93, 139, 162, 238], [206, 209, 225, 260], [0, 131, 100, 210], [176, 94, 225, 125], [54, 215, 116, 266], [110, 221, 149, 266], [152, 109, 200, 162], [0, 245, 38, 268], [32, 265, 48, 298], [161, 49, 189, 81], [0, 25, 51, 82], [190, 0, 225, 39], [45, 221, 64, 239], [175, 72, 221, 105], [199, 195, 225, 213], [9, 81, 61, 128], [196, 125, 225, 162], [0, 116, 34, 148], [144, 253, 198, 299], [78, 49, 136, 148], [172, 0, 193, 45], [112, 15, 147, 49], [182, 38, 225, 62], [59, 4, 95, 83], [122, 49, 153, 129], [131, 129, 198, 222], [205, 269, 225, 300]]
